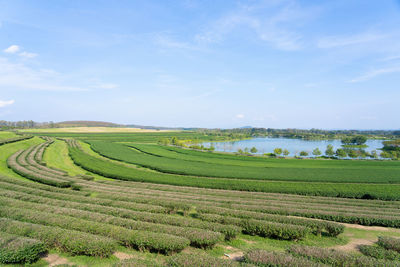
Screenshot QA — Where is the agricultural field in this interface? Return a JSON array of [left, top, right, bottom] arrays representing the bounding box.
[[0, 130, 400, 266], [20, 127, 176, 133]]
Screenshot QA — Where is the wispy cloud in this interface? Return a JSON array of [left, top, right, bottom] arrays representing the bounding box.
[[19, 51, 38, 58], [93, 83, 119, 89], [193, 1, 320, 51], [350, 66, 400, 83], [3, 45, 20, 54], [317, 32, 387, 49], [236, 114, 245, 119], [0, 99, 15, 108], [0, 57, 88, 91]]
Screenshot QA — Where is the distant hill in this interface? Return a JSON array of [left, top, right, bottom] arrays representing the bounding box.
[[56, 121, 123, 128], [56, 121, 193, 130]]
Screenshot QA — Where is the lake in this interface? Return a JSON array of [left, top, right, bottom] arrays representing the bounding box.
[[202, 137, 385, 157]]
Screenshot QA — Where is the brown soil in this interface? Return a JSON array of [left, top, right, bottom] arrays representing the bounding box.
[[44, 254, 72, 267], [334, 238, 375, 251], [114, 251, 134, 260], [221, 245, 245, 261], [341, 223, 400, 232]]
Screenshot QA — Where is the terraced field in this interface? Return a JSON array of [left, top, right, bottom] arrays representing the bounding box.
[[0, 131, 400, 266]]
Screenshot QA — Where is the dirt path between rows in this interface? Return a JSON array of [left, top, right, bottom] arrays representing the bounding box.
[[114, 251, 134, 260], [334, 238, 375, 251], [341, 222, 400, 232], [44, 254, 72, 267]]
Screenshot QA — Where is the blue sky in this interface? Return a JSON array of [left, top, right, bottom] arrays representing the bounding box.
[[0, 0, 400, 129]]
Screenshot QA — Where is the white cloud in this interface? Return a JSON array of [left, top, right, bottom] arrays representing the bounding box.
[[0, 99, 15, 108], [94, 83, 119, 89], [317, 32, 387, 49], [0, 57, 88, 91], [236, 114, 245, 119], [193, 1, 320, 51], [4, 45, 20, 54], [350, 66, 400, 83], [19, 51, 38, 58]]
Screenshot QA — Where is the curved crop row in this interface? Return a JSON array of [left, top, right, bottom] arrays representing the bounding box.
[[68, 145, 400, 200], [0, 195, 222, 248], [7, 149, 72, 188], [0, 205, 189, 254], [0, 135, 33, 146], [0, 218, 116, 257], [0, 180, 240, 240]]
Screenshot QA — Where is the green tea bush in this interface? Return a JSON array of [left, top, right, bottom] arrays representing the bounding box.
[[167, 253, 239, 267], [0, 206, 190, 254], [287, 245, 398, 267], [377, 236, 400, 253], [240, 219, 309, 240], [359, 244, 400, 261], [0, 231, 46, 264], [243, 249, 327, 267], [0, 218, 116, 257]]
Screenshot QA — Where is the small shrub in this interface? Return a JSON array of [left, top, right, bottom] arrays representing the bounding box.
[[0, 232, 47, 264]]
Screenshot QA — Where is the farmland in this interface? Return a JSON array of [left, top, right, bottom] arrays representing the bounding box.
[[0, 130, 400, 266]]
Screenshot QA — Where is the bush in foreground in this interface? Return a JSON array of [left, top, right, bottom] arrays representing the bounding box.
[[377, 236, 400, 253], [359, 244, 400, 261], [287, 245, 399, 267], [0, 218, 116, 257], [243, 249, 327, 267], [0, 231, 46, 264], [167, 253, 240, 267]]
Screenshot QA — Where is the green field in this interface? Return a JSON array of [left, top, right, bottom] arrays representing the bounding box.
[[0, 130, 400, 266]]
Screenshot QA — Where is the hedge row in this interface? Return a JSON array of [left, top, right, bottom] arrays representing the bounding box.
[[167, 253, 240, 267], [0, 177, 168, 214], [7, 149, 72, 188], [0, 231, 46, 264], [195, 211, 343, 237], [0, 135, 32, 146], [359, 244, 400, 261], [0, 218, 115, 257], [0, 182, 240, 241], [287, 245, 400, 267], [243, 249, 327, 267], [0, 205, 190, 254], [241, 219, 309, 240], [80, 177, 400, 229], [378, 236, 400, 253], [68, 145, 400, 201], [0, 196, 222, 249]]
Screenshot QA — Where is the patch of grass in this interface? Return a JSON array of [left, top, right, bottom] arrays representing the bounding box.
[[0, 131, 17, 140], [43, 140, 106, 181], [204, 233, 348, 258]]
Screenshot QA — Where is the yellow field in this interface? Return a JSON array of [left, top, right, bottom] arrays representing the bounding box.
[[20, 127, 177, 133]]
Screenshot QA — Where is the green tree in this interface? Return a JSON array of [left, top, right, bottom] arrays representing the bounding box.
[[380, 151, 391, 159], [348, 149, 358, 159], [273, 148, 282, 157], [250, 147, 258, 153], [325, 145, 334, 157], [171, 137, 178, 145], [283, 149, 290, 157], [299, 151, 309, 157], [335, 149, 347, 158], [237, 148, 243, 154], [370, 150, 378, 159], [312, 148, 321, 157]]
